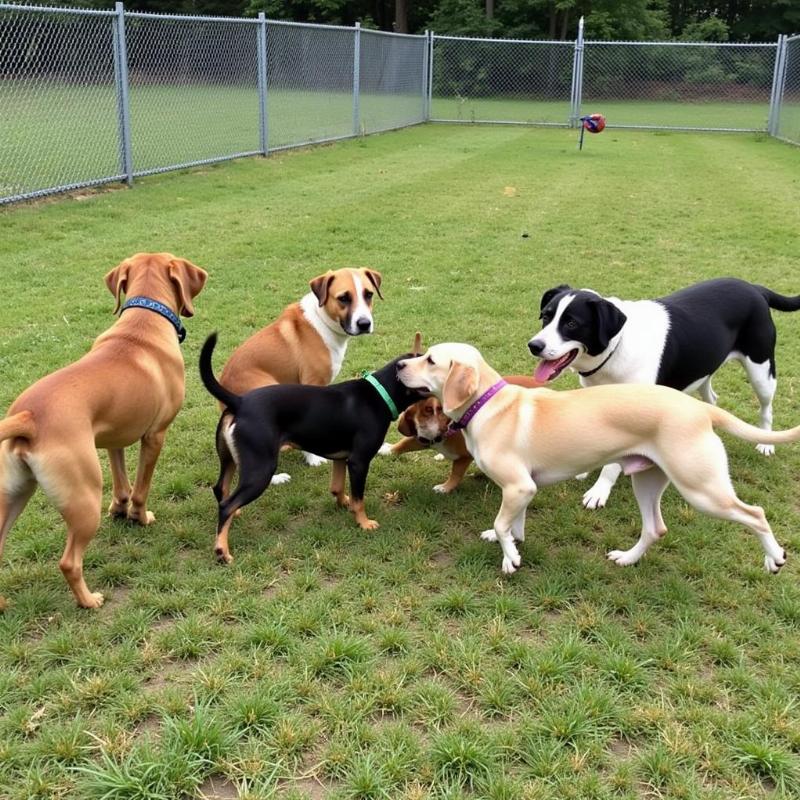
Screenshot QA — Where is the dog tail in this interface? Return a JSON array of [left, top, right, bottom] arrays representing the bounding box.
[[758, 286, 800, 312], [710, 406, 800, 445], [0, 411, 36, 443], [199, 333, 241, 413]]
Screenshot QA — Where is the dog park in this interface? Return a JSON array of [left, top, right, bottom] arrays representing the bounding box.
[[2, 3, 800, 798]]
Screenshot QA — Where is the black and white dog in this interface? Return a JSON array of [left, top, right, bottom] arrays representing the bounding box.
[[528, 278, 800, 509]]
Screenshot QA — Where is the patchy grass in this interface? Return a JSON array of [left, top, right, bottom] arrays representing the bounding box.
[[1, 124, 800, 798]]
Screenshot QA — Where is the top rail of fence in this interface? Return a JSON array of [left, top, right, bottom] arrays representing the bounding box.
[[585, 38, 776, 47], [361, 28, 426, 40], [0, 2, 116, 15], [125, 10, 258, 23], [787, 33, 800, 43], [433, 33, 573, 45]]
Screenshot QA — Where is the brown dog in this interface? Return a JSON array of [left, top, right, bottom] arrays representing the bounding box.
[[0, 253, 207, 608], [385, 377, 543, 493]]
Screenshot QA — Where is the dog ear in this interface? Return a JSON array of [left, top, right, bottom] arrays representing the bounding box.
[[309, 272, 335, 307], [169, 258, 208, 318], [412, 331, 422, 356], [443, 362, 479, 417], [539, 284, 572, 315], [105, 260, 131, 314], [363, 269, 384, 300], [397, 407, 417, 437], [588, 297, 627, 354]]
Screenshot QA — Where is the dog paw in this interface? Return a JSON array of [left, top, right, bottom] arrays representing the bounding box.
[[128, 509, 155, 526], [270, 473, 292, 485], [80, 592, 105, 609], [108, 500, 129, 517], [501, 554, 521, 574], [378, 442, 393, 456], [433, 483, 453, 494], [756, 443, 775, 457], [607, 549, 639, 567], [215, 547, 233, 565], [480, 529, 498, 542], [764, 549, 787, 574], [433, 453, 446, 461], [304, 452, 327, 467], [359, 519, 380, 531], [575, 472, 589, 481], [582, 484, 611, 510]]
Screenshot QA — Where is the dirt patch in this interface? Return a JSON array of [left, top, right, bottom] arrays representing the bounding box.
[[197, 775, 239, 799], [281, 776, 338, 799], [607, 737, 636, 760]]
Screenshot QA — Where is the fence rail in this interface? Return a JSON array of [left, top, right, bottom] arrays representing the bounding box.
[[0, 3, 797, 206]]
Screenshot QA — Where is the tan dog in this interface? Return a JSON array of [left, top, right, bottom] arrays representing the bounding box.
[[0, 253, 207, 608], [385, 376, 543, 493], [217, 268, 382, 488], [397, 343, 794, 576]]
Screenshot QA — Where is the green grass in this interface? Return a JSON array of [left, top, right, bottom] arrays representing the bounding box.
[[2, 124, 800, 799]]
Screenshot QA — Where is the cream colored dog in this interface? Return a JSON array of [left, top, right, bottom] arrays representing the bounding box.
[[396, 343, 794, 576]]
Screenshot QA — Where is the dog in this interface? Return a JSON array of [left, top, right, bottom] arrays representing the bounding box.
[[0, 253, 207, 608], [528, 278, 800, 509], [382, 376, 543, 493], [199, 332, 425, 564], [396, 342, 795, 576], [216, 268, 382, 490]]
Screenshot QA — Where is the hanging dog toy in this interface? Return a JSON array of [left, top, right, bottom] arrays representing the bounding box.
[[578, 113, 606, 150]]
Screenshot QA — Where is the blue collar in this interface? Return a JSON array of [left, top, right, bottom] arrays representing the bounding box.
[[120, 296, 186, 343]]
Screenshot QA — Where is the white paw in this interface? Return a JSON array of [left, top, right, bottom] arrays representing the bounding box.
[[303, 452, 328, 467], [756, 443, 775, 457], [575, 472, 589, 481], [764, 550, 787, 574], [270, 473, 292, 485], [378, 443, 393, 456], [583, 483, 612, 510], [607, 548, 640, 567], [433, 453, 446, 461], [501, 553, 521, 574], [480, 529, 498, 542], [433, 483, 450, 494]]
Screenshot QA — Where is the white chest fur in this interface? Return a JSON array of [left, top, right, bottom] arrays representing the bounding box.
[[299, 293, 349, 382]]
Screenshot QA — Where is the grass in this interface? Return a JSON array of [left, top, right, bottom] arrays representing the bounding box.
[[1, 124, 800, 798]]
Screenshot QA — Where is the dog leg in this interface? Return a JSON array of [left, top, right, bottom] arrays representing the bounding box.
[[582, 463, 622, 509], [742, 357, 777, 456], [481, 480, 536, 574], [381, 437, 426, 457], [346, 455, 378, 530], [699, 378, 718, 406], [303, 451, 328, 468], [127, 430, 167, 525], [330, 459, 349, 508], [434, 455, 472, 494], [0, 480, 36, 608], [607, 467, 670, 566], [107, 448, 132, 517]]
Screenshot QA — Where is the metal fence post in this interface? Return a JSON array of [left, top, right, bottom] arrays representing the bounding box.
[[422, 29, 430, 120], [257, 12, 269, 155], [112, 1, 133, 185], [428, 30, 434, 120], [569, 16, 584, 127], [768, 35, 787, 136], [352, 21, 361, 135]]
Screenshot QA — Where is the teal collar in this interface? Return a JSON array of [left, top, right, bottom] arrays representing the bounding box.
[[362, 371, 398, 420]]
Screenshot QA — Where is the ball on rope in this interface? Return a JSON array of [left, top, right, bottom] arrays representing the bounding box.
[[582, 113, 606, 133]]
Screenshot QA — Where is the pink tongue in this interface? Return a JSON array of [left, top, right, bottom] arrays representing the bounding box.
[[534, 359, 561, 383]]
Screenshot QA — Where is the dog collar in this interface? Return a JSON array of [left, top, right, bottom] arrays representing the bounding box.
[[578, 344, 618, 378], [361, 371, 398, 420], [448, 379, 507, 433], [120, 296, 186, 343]]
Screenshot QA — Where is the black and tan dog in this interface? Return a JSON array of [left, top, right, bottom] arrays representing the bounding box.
[[200, 333, 425, 563]]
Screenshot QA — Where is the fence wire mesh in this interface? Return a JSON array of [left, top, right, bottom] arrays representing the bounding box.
[[582, 42, 776, 131], [125, 14, 260, 175], [0, 5, 121, 201], [431, 36, 574, 125], [266, 21, 355, 150], [776, 36, 800, 146], [359, 30, 426, 134]]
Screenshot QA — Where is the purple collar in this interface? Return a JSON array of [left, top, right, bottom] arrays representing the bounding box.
[[447, 379, 507, 434]]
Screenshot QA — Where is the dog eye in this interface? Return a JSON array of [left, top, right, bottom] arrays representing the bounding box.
[[565, 319, 577, 330], [337, 293, 351, 305], [364, 290, 373, 301], [426, 356, 435, 365]]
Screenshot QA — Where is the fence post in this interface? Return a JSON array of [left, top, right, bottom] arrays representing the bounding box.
[[768, 35, 787, 136], [422, 29, 430, 120], [257, 12, 268, 155], [427, 31, 434, 120], [112, 1, 133, 185], [569, 16, 584, 128], [352, 21, 361, 136]]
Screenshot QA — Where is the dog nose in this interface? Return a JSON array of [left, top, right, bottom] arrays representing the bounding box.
[[528, 339, 545, 356], [356, 317, 372, 333]]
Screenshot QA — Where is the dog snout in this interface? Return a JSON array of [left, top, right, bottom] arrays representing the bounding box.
[[528, 339, 545, 356], [397, 360, 406, 370], [356, 317, 372, 333]]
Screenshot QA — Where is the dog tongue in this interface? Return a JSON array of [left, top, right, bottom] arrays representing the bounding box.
[[534, 359, 561, 383]]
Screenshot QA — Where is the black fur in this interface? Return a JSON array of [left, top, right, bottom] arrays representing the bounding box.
[[199, 333, 425, 549]]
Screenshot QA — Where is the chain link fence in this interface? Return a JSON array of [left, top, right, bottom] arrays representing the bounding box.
[[1, 3, 798, 206], [774, 35, 800, 146]]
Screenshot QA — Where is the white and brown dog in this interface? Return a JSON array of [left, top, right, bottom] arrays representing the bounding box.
[[396, 343, 794, 576], [217, 268, 382, 489]]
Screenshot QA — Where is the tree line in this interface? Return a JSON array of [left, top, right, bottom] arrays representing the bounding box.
[[66, 0, 800, 41]]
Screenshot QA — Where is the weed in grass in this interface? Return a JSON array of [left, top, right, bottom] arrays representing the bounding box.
[[731, 737, 800, 794], [429, 724, 497, 790]]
